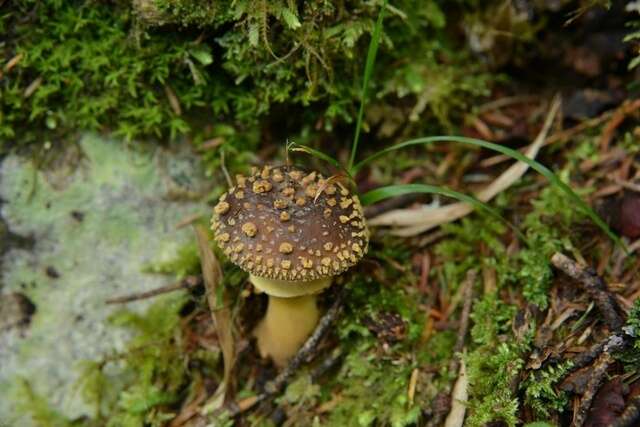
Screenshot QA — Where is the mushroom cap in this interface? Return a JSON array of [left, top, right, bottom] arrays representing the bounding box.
[[211, 165, 369, 282]]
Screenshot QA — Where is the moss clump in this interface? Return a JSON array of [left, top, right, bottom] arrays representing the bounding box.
[[134, 0, 218, 27], [322, 344, 421, 427], [1, 0, 492, 152], [465, 293, 526, 427], [76, 294, 215, 427], [143, 242, 201, 278], [522, 361, 573, 419]]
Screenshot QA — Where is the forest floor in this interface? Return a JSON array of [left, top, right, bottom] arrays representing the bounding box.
[[1, 1, 640, 427]]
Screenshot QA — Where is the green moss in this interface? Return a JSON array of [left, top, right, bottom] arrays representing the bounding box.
[[465, 293, 528, 427], [615, 298, 640, 371], [12, 379, 81, 427], [144, 0, 218, 27], [513, 173, 589, 309], [1, 0, 492, 153], [143, 242, 201, 278], [436, 214, 509, 288], [322, 342, 420, 427], [521, 361, 573, 418], [342, 260, 424, 345]]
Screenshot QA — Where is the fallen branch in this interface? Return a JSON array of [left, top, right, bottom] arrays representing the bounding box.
[[572, 352, 613, 427], [569, 331, 629, 373], [449, 270, 476, 375], [227, 291, 345, 417], [444, 360, 468, 427], [551, 252, 624, 330], [105, 275, 202, 304], [310, 348, 343, 382]]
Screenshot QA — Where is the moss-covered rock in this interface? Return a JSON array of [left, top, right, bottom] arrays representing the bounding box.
[[0, 134, 210, 424]]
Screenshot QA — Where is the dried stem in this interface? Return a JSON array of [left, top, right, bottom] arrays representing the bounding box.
[[551, 252, 624, 330], [569, 331, 629, 372], [427, 270, 476, 427], [227, 291, 344, 417], [105, 275, 202, 304], [572, 352, 612, 427]]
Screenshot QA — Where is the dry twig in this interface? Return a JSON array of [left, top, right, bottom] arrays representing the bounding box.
[[551, 252, 624, 330], [105, 275, 202, 304], [569, 331, 629, 373], [427, 270, 476, 427], [572, 352, 613, 427], [449, 270, 476, 374], [227, 292, 345, 417], [444, 360, 468, 427]]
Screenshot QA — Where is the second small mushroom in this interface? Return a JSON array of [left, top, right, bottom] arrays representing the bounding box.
[[211, 165, 369, 367]]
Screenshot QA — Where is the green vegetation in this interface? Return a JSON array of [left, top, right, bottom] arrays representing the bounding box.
[[626, 2, 640, 70], [4, 0, 639, 426], [523, 361, 573, 419], [1, 0, 492, 155], [465, 294, 523, 427], [79, 294, 207, 427]]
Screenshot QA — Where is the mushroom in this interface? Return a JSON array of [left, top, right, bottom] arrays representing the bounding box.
[[211, 165, 369, 366]]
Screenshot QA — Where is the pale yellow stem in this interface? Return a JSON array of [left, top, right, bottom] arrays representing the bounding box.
[[253, 294, 319, 367]]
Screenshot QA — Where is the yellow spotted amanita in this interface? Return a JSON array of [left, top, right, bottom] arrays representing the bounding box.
[[211, 165, 369, 366]]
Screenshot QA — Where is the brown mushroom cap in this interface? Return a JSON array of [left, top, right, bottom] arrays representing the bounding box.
[[211, 165, 369, 281]]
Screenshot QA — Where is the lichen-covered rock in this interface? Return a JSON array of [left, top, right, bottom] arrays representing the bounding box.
[[0, 135, 209, 424]]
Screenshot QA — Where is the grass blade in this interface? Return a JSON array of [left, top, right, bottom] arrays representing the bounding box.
[[361, 183, 525, 241], [287, 142, 343, 170], [347, 0, 388, 171], [353, 136, 624, 249], [287, 142, 354, 182]]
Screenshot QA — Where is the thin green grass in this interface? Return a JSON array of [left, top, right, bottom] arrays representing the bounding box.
[[361, 183, 526, 241], [291, 0, 622, 250], [351, 135, 624, 249], [347, 0, 388, 171], [287, 140, 350, 178]]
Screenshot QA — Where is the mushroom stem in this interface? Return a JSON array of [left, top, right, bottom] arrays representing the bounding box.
[[254, 293, 320, 367], [250, 275, 333, 366]]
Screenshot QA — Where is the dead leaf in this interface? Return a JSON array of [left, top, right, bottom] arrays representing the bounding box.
[[194, 225, 235, 413], [444, 358, 468, 427]]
